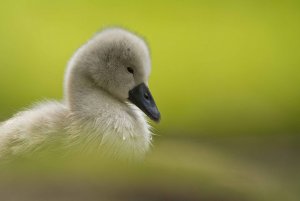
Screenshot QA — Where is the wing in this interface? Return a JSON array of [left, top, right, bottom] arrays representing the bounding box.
[[0, 101, 68, 158]]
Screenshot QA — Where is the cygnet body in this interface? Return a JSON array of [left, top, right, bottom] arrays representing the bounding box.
[[0, 28, 160, 160]]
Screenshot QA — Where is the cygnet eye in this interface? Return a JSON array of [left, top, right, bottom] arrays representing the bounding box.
[[127, 67, 134, 74]]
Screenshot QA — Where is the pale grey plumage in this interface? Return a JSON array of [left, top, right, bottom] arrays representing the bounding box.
[[0, 28, 157, 160]]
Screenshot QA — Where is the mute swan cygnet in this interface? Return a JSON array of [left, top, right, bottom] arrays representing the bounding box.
[[0, 28, 160, 160]]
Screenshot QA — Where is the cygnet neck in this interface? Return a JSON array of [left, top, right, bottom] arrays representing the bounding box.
[[65, 69, 131, 120]]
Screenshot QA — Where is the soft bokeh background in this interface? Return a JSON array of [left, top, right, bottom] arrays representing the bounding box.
[[0, 0, 299, 200]]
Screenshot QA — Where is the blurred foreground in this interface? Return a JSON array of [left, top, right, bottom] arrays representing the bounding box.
[[0, 135, 299, 201]]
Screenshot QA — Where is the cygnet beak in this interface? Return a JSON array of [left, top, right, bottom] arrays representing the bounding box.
[[128, 83, 161, 122]]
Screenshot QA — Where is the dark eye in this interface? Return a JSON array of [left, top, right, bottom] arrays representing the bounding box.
[[127, 67, 134, 74]]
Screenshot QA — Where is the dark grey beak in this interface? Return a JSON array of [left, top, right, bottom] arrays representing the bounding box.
[[128, 83, 161, 122]]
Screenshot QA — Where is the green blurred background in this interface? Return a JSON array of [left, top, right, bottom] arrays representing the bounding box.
[[0, 0, 300, 200]]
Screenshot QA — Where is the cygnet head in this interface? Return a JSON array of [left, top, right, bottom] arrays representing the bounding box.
[[65, 28, 160, 122]]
